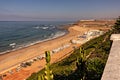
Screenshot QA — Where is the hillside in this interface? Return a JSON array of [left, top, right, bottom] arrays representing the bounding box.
[[27, 30, 112, 80]]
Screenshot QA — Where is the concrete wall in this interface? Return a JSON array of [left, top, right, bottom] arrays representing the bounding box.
[[101, 34, 120, 80]]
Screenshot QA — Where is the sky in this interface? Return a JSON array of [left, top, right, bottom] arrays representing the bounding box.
[[0, 0, 120, 21]]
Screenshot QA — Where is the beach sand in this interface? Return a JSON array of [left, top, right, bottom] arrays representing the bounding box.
[[0, 20, 114, 80]]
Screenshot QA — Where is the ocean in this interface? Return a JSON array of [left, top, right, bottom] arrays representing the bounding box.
[[0, 21, 73, 54]]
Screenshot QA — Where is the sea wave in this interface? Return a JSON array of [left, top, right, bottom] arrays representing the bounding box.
[[33, 25, 55, 30], [33, 26, 49, 30], [0, 31, 67, 55]]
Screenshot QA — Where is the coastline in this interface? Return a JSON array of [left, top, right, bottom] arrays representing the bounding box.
[[0, 21, 71, 54], [0, 30, 68, 55], [0, 20, 115, 80], [0, 25, 75, 73]]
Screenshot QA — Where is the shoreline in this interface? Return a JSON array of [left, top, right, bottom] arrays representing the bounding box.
[[0, 25, 74, 73], [0, 20, 115, 80], [0, 30, 68, 55]]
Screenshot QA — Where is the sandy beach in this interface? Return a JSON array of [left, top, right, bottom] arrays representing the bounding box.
[[0, 20, 115, 80]]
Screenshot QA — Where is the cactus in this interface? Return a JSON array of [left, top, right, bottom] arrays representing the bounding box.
[[76, 47, 87, 80], [38, 75, 44, 80], [44, 51, 53, 80], [45, 51, 51, 63], [38, 51, 53, 80]]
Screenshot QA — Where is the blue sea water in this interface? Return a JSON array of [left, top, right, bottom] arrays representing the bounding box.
[[0, 21, 73, 53]]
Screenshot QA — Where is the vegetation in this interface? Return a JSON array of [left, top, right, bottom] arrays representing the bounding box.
[[76, 48, 87, 80], [113, 16, 120, 33], [38, 51, 53, 80], [27, 16, 120, 80], [27, 30, 112, 80]]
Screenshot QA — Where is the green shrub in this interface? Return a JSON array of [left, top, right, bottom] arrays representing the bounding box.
[[86, 58, 105, 80], [27, 31, 112, 80]]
